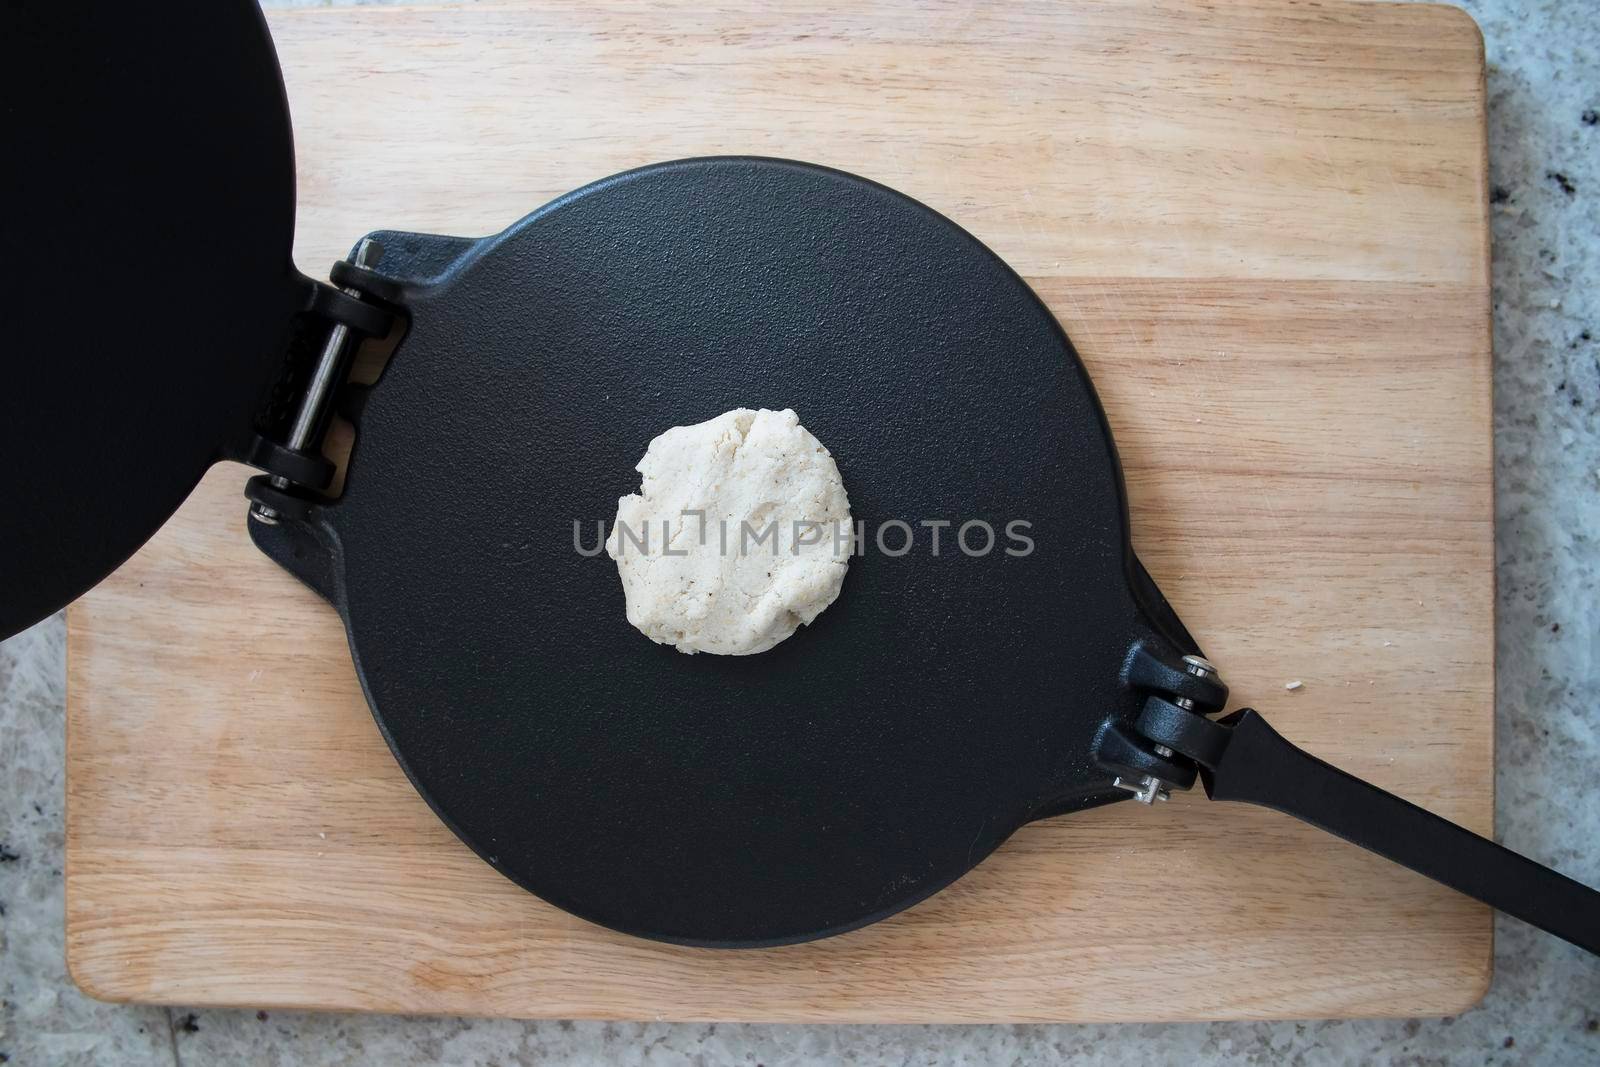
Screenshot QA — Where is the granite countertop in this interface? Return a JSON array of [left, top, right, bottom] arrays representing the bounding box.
[[3, 0, 1598, 1063]]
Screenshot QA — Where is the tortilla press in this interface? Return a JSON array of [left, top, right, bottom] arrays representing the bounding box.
[[7, 1, 1598, 954]]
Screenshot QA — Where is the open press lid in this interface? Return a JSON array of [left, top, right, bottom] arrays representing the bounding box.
[[1, 2, 307, 638]]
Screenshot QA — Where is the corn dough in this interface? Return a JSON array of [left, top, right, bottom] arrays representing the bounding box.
[[606, 408, 851, 655]]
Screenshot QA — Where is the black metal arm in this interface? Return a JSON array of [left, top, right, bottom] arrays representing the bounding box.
[[1199, 709, 1600, 957]]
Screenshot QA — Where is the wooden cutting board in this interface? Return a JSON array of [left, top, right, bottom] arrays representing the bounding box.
[[65, 0, 1493, 1022]]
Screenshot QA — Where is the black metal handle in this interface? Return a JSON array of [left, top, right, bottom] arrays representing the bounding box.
[[1200, 709, 1600, 957]]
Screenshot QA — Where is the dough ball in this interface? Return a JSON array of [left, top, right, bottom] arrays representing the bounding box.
[[606, 408, 851, 655]]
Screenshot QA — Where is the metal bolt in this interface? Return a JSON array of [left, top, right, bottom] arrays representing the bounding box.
[[1112, 775, 1170, 804], [251, 238, 382, 524], [1173, 654, 1218, 711]]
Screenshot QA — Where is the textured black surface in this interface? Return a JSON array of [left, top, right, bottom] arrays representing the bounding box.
[[1, 1, 307, 639], [256, 158, 1195, 945]]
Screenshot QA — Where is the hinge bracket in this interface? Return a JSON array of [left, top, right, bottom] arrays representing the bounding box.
[[1095, 641, 1231, 802], [245, 239, 394, 522]]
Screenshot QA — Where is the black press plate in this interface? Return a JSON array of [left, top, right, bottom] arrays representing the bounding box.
[[254, 159, 1192, 946]]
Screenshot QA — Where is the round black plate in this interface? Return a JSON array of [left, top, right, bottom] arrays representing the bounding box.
[[256, 158, 1194, 946], [2, 1, 306, 639]]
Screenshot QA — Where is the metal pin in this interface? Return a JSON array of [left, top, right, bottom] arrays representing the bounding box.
[[1172, 654, 1218, 712]]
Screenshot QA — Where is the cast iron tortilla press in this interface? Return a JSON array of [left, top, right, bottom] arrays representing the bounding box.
[[6, 1, 1599, 952]]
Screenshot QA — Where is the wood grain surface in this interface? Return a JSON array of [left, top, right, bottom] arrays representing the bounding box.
[[65, 0, 1493, 1022]]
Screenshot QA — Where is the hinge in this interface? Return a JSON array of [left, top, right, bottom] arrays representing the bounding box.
[[1094, 641, 1232, 803], [245, 238, 394, 523], [1099, 654, 1600, 958]]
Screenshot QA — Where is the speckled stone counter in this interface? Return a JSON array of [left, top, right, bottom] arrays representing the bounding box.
[[2, 0, 1597, 1063]]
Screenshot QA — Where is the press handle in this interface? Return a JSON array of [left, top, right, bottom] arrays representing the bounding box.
[[1201, 709, 1600, 957]]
